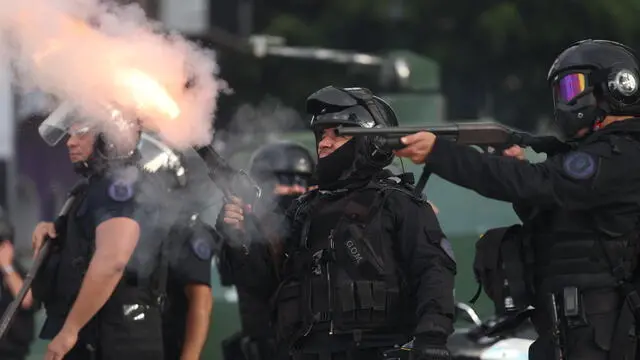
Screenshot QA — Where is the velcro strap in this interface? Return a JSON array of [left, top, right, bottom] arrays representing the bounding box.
[[356, 281, 374, 310]]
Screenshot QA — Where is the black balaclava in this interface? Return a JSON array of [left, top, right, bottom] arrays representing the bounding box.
[[315, 139, 356, 189]]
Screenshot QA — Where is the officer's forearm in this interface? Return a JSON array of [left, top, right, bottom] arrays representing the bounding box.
[[63, 218, 140, 333], [62, 254, 127, 333], [181, 284, 213, 359]]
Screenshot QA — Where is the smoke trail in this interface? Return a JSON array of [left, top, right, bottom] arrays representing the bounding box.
[[0, 0, 224, 149]]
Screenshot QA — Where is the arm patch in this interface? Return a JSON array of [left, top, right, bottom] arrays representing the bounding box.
[[562, 151, 597, 180], [108, 180, 135, 202]]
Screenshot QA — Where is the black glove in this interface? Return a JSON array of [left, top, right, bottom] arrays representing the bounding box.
[[409, 333, 452, 360]]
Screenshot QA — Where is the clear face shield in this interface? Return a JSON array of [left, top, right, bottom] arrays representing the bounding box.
[[37, 102, 138, 155], [38, 102, 187, 184], [37, 102, 96, 147]]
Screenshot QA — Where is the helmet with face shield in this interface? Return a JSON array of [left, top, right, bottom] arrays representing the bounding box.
[[38, 102, 184, 182], [306, 86, 399, 169], [547, 39, 640, 139]]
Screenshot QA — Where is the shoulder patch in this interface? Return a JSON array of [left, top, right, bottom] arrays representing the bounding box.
[[191, 237, 213, 261], [562, 151, 597, 180], [108, 180, 135, 202]]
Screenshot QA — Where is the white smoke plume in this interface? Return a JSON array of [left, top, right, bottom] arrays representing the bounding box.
[[0, 0, 224, 149]]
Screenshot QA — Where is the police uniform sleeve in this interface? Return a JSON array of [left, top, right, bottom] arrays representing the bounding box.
[[86, 177, 137, 228], [177, 234, 213, 286], [387, 191, 456, 338], [425, 136, 640, 210]]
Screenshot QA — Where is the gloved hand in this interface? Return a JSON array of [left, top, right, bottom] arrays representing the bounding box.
[[409, 333, 452, 360]]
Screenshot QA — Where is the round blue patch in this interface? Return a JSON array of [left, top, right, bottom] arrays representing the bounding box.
[[108, 180, 134, 202], [191, 237, 212, 261], [562, 151, 597, 180]]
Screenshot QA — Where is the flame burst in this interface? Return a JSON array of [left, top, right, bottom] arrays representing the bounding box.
[[114, 68, 181, 120], [27, 12, 181, 123]]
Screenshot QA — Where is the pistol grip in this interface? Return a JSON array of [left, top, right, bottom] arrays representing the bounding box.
[[381, 137, 407, 150]]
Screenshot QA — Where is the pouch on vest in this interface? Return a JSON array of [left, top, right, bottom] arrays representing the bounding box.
[[31, 251, 61, 304], [273, 281, 308, 344], [328, 187, 405, 334], [473, 225, 534, 314]]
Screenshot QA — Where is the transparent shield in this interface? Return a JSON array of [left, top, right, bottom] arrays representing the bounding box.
[[37, 101, 79, 146]]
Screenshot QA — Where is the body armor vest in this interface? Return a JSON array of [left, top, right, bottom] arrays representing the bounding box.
[[40, 177, 166, 325], [532, 208, 639, 294], [274, 180, 416, 343], [41, 186, 91, 319]]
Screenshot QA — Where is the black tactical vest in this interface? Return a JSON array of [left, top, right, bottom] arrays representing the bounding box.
[[531, 208, 640, 294], [274, 179, 418, 343], [40, 177, 166, 329], [41, 186, 92, 319]]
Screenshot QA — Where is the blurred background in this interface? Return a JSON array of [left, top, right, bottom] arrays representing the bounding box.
[[0, 0, 636, 358]]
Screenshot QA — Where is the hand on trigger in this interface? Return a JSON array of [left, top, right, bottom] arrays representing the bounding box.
[[502, 145, 526, 160], [394, 132, 437, 164]]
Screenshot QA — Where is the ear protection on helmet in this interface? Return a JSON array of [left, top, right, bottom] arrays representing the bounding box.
[[606, 68, 640, 106]]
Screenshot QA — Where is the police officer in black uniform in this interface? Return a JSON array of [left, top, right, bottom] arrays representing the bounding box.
[[220, 86, 456, 360], [162, 214, 215, 360], [31, 113, 165, 360], [0, 212, 35, 360], [218, 141, 315, 360], [395, 39, 640, 360]]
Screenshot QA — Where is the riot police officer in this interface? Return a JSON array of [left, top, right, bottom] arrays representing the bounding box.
[[162, 214, 215, 360], [218, 141, 315, 360], [31, 111, 165, 360], [220, 86, 456, 360], [394, 40, 640, 359], [0, 211, 35, 360]]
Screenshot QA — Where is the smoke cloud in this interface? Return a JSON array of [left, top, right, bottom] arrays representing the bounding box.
[[0, 0, 224, 149]]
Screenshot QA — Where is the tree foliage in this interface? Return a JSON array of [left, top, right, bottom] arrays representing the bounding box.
[[219, 0, 640, 131]]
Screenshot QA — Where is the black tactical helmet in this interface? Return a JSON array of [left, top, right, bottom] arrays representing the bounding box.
[[248, 141, 315, 185], [306, 86, 398, 168], [547, 39, 640, 138]]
